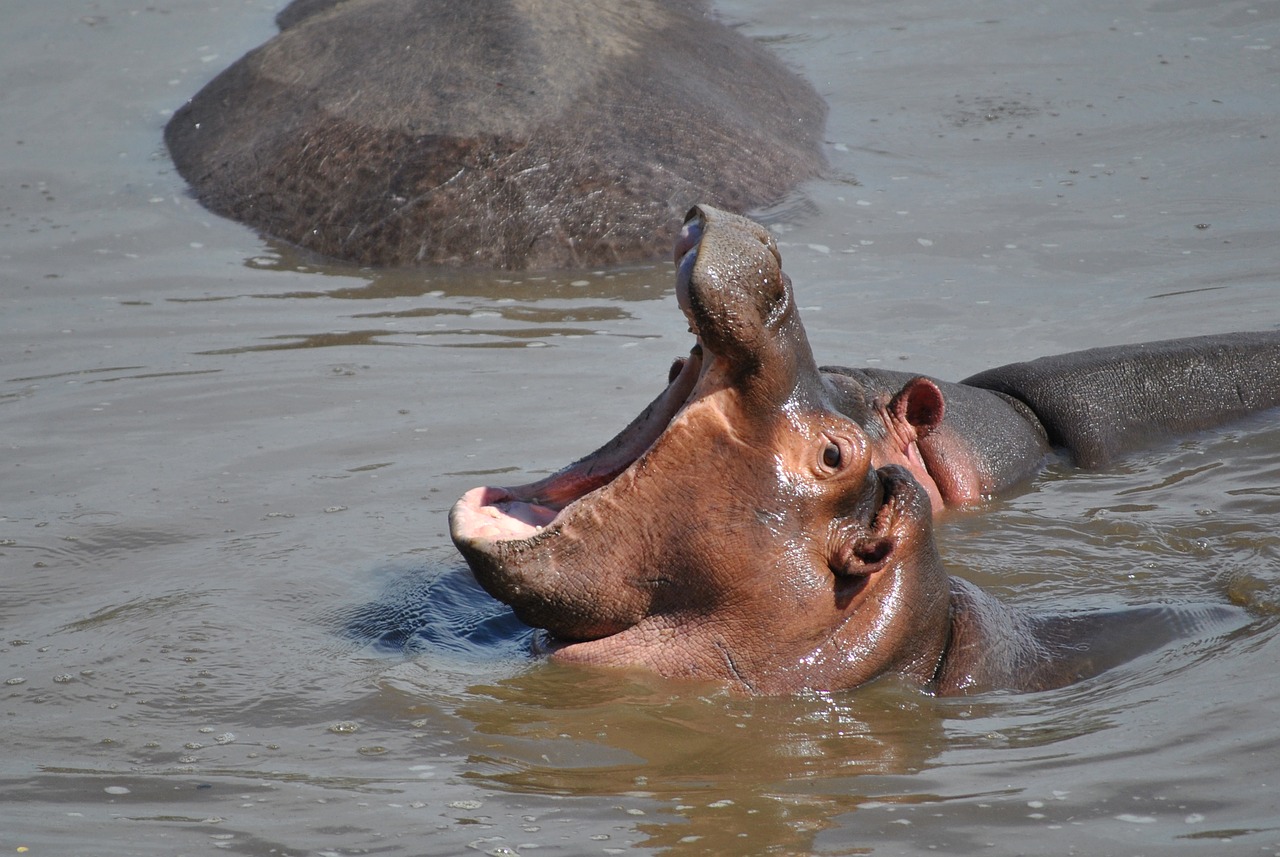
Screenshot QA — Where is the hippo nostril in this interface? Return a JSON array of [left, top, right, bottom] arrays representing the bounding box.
[[853, 538, 893, 565], [831, 536, 894, 578], [675, 243, 699, 326], [673, 215, 704, 263]]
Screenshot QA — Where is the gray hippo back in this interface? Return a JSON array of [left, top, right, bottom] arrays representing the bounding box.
[[164, 0, 827, 269]]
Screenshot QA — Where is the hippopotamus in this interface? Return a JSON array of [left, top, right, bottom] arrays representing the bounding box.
[[449, 205, 1279, 695], [164, 0, 825, 270]]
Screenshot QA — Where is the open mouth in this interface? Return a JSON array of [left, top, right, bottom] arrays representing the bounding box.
[[449, 346, 706, 549]]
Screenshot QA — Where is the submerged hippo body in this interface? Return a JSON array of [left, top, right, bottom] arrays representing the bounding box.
[[450, 206, 1278, 695], [164, 0, 825, 270]]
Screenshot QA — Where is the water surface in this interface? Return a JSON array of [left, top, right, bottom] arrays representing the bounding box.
[[3, 0, 1279, 854]]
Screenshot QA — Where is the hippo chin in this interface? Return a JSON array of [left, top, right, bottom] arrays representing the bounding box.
[[451, 205, 1273, 695]]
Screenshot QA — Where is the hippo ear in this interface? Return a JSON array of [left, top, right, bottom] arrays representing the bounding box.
[[888, 377, 945, 439]]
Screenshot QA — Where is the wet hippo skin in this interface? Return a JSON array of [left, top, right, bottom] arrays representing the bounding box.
[[449, 205, 1276, 695], [163, 0, 826, 270]]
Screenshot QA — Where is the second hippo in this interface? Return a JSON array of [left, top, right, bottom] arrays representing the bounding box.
[[164, 0, 826, 270], [449, 206, 1277, 695]]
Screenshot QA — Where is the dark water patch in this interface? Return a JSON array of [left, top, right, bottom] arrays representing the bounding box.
[[7, 365, 146, 384], [345, 462, 393, 473], [60, 592, 209, 634], [443, 466, 521, 479], [1148, 285, 1229, 299], [195, 330, 409, 354], [1179, 826, 1280, 841], [243, 246, 673, 303], [195, 325, 647, 354], [418, 326, 640, 342], [353, 303, 633, 324], [1226, 485, 1280, 498], [163, 295, 239, 304], [337, 566, 532, 662], [84, 369, 223, 384], [444, 340, 558, 350]]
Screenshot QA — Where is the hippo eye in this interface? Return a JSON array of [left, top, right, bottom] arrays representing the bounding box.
[[822, 442, 843, 470]]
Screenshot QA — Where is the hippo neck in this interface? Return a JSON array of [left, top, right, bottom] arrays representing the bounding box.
[[934, 579, 1245, 695], [933, 578, 1049, 694]]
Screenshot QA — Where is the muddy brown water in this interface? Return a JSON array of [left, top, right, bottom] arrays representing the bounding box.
[[3, 0, 1279, 854]]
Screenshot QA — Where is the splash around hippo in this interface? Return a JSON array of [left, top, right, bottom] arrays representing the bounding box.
[[450, 205, 1277, 695]]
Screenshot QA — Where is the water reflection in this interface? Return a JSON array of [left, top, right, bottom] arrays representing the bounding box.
[[180, 250, 679, 353], [343, 566, 954, 851], [449, 673, 950, 855], [194, 325, 650, 354], [244, 240, 674, 303], [353, 304, 633, 324]]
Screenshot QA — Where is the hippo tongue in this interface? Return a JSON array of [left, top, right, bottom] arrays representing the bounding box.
[[493, 497, 557, 530]]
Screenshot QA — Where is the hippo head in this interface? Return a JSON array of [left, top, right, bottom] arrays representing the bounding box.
[[449, 206, 953, 694]]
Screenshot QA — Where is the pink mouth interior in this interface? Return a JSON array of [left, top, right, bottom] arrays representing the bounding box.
[[452, 349, 706, 547], [453, 487, 558, 541]]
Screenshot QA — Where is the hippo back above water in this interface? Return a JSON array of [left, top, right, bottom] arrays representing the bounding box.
[[164, 0, 826, 270], [449, 205, 1278, 695]]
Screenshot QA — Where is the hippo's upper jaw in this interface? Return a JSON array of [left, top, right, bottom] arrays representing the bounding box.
[[449, 206, 956, 693]]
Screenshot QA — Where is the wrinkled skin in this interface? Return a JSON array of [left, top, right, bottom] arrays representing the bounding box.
[[164, 0, 825, 270], [451, 210, 955, 692], [450, 206, 1273, 695]]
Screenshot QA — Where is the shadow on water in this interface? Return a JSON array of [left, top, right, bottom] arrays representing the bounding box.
[[167, 243, 681, 354], [243, 239, 677, 303], [192, 324, 659, 355], [340, 565, 533, 662]]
